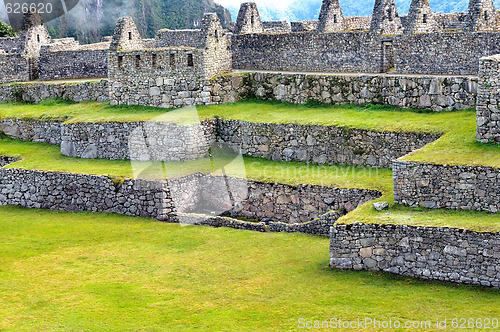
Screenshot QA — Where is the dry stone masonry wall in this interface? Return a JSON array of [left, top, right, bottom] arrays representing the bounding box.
[[0, 167, 379, 236], [245, 72, 478, 111], [393, 160, 500, 213], [232, 32, 384, 74], [0, 80, 109, 103], [60, 120, 216, 161], [330, 223, 500, 288], [477, 54, 500, 143], [38, 45, 109, 81], [218, 119, 440, 167], [0, 54, 31, 83], [394, 33, 500, 75]]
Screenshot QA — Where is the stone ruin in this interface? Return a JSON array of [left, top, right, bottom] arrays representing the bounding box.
[[1, 0, 500, 143], [108, 13, 232, 108]]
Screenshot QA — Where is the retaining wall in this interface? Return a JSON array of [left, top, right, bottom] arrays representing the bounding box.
[[245, 72, 478, 111], [0, 80, 109, 103], [393, 160, 500, 213], [217, 119, 440, 167], [0, 71, 480, 112], [60, 120, 216, 161], [0, 166, 378, 235], [330, 223, 500, 288], [0, 117, 439, 168]]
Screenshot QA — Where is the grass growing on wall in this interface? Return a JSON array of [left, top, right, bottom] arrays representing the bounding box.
[[0, 205, 498, 331]]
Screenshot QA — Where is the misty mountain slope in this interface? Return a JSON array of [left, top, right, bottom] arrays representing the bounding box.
[[0, 0, 231, 43]]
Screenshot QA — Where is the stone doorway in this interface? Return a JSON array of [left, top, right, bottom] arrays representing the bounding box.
[[381, 41, 394, 73]]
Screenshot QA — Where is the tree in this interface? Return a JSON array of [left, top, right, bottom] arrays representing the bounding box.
[[0, 20, 16, 37]]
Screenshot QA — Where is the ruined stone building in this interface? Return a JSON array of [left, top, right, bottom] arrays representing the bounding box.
[[2, 0, 500, 94]]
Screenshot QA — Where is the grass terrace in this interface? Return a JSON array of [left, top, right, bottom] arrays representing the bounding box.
[[0, 205, 498, 331], [0, 138, 392, 193], [1, 99, 500, 168], [0, 136, 500, 232], [0, 100, 499, 232]]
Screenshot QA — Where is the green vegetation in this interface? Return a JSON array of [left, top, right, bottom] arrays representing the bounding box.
[[1, 100, 500, 232], [0, 99, 469, 133], [0, 205, 498, 331], [2, 99, 499, 167], [0, 137, 390, 192], [341, 201, 500, 233], [46, 0, 232, 44], [0, 20, 16, 37]]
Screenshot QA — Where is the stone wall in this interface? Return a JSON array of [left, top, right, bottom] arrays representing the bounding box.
[[269, 210, 344, 235], [0, 166, 379, 235], [60, 120, 216, 161], [0, 80, 109, 103], [330, 223, 500, 288], [232, 32, 384, 73], [245, 72, 478, 111], [155, 29, 202, 48], [394, 32, 500, 75], [197, 176, 380, 225], [290, 21, 318, 32], [393, 160, 500, 213], [0, 54, 30, 83], [477, 54, 500, 143], [262, 21, 291, 34], [38, 47, 109, 81], [343, 16, 372, 31], [0, 168, 174, 220], [217, 119, 440, 167], [0, 115, 438, 168], [0, 37, 25, 54], [108, 14, 232, 109], [0, 119, 62, 145]]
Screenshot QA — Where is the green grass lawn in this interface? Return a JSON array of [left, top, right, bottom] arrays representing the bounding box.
[[1, 99, 500, 167], [0, 205, 498, 331]]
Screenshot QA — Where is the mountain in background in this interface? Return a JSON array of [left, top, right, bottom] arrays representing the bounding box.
[[0, 0, 231, 44], [220, 0, 500, 22]]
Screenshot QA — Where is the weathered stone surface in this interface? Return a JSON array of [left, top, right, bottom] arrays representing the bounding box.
[[244, 72, 477, 111], [477, 54, 500, 144], [330, 223, 500, 288], [373, 201, 389, 211], [218, 119, 439, 167], [393, 160, 500, 213]]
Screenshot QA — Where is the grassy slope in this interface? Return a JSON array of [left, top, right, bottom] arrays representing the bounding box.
[[0, 138, 392, 192], [1, 100, 499, 167], [3, 137, 500, 232], [0, 206, 498, 331]]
